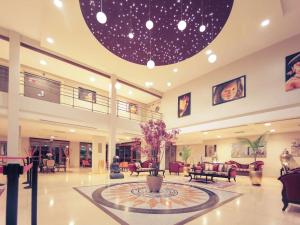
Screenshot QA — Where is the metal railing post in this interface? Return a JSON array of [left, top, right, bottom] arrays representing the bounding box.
[[31, 157, 39, 225]]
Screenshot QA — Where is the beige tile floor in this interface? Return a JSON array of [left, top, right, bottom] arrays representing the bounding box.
[[0, 169, 299, 225]]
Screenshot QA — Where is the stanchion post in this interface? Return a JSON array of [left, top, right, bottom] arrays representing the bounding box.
[[3, 163, 23, 225], [31, 157, 39, 225], [23, 157, 30, 184], [24, 157, 32, 189]]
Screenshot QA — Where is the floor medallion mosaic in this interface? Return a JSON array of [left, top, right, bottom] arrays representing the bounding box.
[[75, 181, 241, 225]]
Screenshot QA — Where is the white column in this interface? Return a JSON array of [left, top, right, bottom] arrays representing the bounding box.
[[108, 75, 117, 171], [7, 31, 21, 158], [92, 136, 107, 173]]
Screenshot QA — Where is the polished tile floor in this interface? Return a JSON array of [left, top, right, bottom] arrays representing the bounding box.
[[0, 169, 299, 225]]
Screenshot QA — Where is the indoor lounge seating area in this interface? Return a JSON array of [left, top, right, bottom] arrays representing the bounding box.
[[1, 0, 300, 225]]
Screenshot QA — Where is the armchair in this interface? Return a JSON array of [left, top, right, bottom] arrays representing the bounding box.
[[169, 161, 184, 175], [278, 170, 300, 211]]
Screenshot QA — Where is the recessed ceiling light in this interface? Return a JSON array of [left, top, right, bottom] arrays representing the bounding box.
[[46, 37, 54, 44], [173, 68, 178, 73], [50, 136, 55, 139], [208, 54, 217, 63], [89, 77, 96, 82], [270, 129, 276, 133], [145, 81, 154, 88], [205, 49, 212, 55], [264, 123, 271, 126], [217, 135, 221, 138], [167, 82, 172, 87], [203, 132, 208, 135], [260, 19, 270, 27], [53, 0, 63, 8], [128, 90, 133, 95], [40, 60, 47, 65], [115, 82, 122, 90], [69, 129, 75, 133]]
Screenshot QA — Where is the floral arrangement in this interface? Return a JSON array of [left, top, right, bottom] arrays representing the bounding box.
[[133, 120, 179, 176]]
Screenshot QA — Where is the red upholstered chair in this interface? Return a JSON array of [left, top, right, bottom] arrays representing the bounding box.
[[169, 161, 184, 175], [278, 170, 300, 211]]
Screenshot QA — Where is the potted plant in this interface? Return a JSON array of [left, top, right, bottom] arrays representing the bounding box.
[[139, 120, 179, 192], [179, 145, 191, 175], [238, 133, 267, 186]]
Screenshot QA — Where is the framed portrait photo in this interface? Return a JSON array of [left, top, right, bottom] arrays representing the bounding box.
[[178, 92, 191, 118], [212, 75, 246, 106], [78, 87, 96, 103], [285, 51, 300, 92]]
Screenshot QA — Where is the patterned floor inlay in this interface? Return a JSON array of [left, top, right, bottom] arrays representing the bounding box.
[[75, 181, 241, 225]]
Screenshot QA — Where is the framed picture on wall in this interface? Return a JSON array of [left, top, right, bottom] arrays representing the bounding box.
[[129, 103, 138, 114], [178, 92, 191, 118], [291, 139, 300, 157], [212, 75, 246, 106], [205, 145, 217, 157], [285, 51, 300, 92], [231, 142, 266, 158], [78, 87, 96, 103]]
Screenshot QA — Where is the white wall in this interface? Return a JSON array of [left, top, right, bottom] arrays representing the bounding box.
[[177, 131, 300, 178], [161, 34, 300, 129]]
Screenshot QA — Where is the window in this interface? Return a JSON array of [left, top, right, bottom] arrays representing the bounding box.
[[0, 66, 8, 92]]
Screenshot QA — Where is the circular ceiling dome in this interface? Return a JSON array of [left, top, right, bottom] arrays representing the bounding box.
[[80, 0, 234, 66]]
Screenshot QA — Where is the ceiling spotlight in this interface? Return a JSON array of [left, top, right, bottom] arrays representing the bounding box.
[[146, 20, 154, 30], [69, 129, 75, 133], [40, 60, 47, 65], [115, 82, 122, 90], [208, 54, 217, 63], [177, 20, 187, 31], [261, 19, 270, 27], [147, 59, 155, 69], [203, 132, 208, 135], [128, 32, 134, 39], [199, 24, 206, 32], [53, 0, 63, 8], [270, 129, 276, 133], [145, 81, 154, 87], [89, 77, 96, 82], [264, 123, 271, 126], [128, 90, 133, 95], [167, 82, 172, 87], [217, 135, 222, 138], [205, 49, 212, 55], [96, 11, 107, 24], [173, 68, 178, 72], [46, 37, 54, 44]]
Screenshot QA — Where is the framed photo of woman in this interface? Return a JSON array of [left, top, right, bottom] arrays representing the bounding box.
[[285, 51, 300, 92], [212, 75, 246, 106], [178, 92, 191, 118]]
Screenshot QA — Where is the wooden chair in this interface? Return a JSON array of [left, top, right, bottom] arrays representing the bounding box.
[[46, 159, 56, 173]]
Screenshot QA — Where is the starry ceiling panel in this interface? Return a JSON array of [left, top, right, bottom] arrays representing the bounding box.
[[80, 0, 234, 66]]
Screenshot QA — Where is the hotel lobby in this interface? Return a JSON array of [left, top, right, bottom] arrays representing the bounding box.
[[0, 0, 300, 225]]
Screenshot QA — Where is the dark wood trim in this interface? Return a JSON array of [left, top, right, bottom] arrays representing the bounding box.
[[0, 34, 9, 41]]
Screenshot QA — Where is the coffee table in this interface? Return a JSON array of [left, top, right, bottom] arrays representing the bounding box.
[[188, 171, 214, 183]]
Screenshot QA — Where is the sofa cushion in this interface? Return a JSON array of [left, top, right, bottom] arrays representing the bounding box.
[[213, 164, 219, 172], [205, 163, 214, 171], [218, 164, 224, 172], [135, 162, 141, 169]]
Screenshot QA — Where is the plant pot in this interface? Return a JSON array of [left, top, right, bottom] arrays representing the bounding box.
[[146, 175, 163, 193], [183, 166, 190, 177], [249, 170, 263, 186]]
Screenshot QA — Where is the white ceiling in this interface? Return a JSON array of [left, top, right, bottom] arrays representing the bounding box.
[[0, 0, 300, 96], [176, 117, 300, 145]]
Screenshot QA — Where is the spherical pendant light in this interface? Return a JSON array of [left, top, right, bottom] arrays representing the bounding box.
[[128, 32, 134, 39], [146, 20, 154, 30], [147, 59, 155, 69], [177, 20, 187, 31], [199, 24, 206, 32], [96, 11, 107, 24]]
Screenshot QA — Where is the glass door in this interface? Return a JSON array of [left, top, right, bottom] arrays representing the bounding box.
[[80, 142, 92, 167]]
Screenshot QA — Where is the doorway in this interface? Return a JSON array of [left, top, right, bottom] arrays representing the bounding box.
[[165, 143, 176, 170]]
